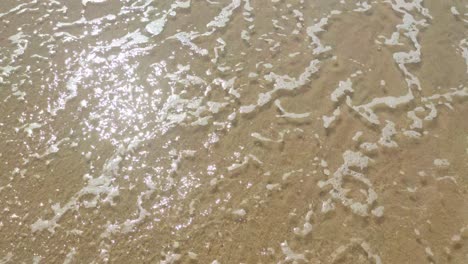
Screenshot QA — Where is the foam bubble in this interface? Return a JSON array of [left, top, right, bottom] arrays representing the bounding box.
[[450, 6, 460, 16], [433, 159, 450, 168], [371, 206, 384, 217], [232, 209, 246, 217]]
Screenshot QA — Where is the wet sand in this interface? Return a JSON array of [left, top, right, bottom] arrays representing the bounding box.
[[0, 0, 467, 263]]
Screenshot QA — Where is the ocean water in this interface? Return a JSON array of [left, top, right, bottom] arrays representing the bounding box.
[[0, 0, 467, 263]]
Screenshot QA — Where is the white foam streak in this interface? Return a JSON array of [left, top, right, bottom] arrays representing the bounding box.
[[206, 0, 242, 28], [31, 139, 144, 233], [82, 0, 107, 6], [170, 32, 209, 56]]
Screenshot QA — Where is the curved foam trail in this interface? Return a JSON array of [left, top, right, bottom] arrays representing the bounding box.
[[275, 99, 311, 119], [18, 123, 42, 137], [346, 0, 432, 125], [146, 0, 191, 36], [306, 12, 336, 55], [318, 150, 378, 217], [212, 38, 226, 63], [281, 241, 308, 262], [322, 107, 341, 128], [407, 107, 424, 129], [227, 154, 262, 171], [169, 32, 209, 56], [239, 60, 320, 114]]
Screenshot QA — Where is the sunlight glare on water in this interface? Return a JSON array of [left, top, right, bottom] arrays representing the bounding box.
[[0, 0, 467, 263]]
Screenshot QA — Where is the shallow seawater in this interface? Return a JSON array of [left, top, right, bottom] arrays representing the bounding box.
[[0, 0, 467, 263]]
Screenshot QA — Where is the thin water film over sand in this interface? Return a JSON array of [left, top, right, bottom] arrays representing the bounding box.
[[0, 0, 467, 263]]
